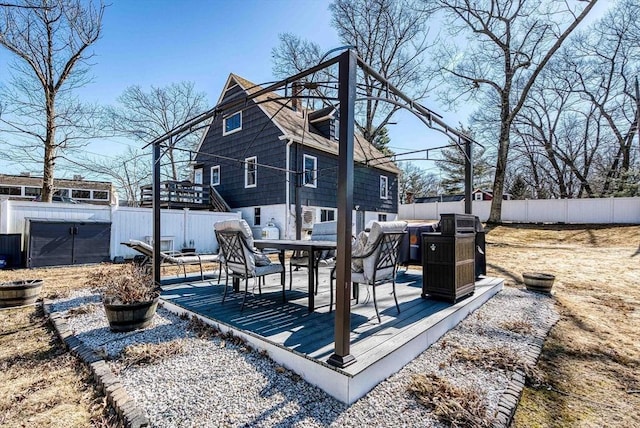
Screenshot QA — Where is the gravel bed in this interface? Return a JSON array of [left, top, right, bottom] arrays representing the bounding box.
[[50, 287, 558, 427]]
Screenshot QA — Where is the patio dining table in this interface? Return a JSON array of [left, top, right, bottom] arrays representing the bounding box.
[[254, 239, 337, 312]]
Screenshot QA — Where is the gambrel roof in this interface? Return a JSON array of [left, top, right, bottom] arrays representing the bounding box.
[[198, 73, 400, 174]]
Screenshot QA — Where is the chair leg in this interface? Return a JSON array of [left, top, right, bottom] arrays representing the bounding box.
[[372, 285, 381, 323], [282, 276, 286, 303], [353, 283, 360, 303], [329, 274, 334, 313], [392, 279, 400, 314], [199, 262, 204, 281], [257, 276, 262, 295], [289, 263, 293, 290], [240, 278, 249, 312], [217, 262, 222, 284], [222, 273, 229, 303], [314, 265, 319, 295], [183, 265, 187, 278]]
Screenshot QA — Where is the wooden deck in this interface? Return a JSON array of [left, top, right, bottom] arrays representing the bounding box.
[[160, 266, 503, 403]]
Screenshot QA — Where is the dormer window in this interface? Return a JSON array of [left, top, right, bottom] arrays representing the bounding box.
[[223, 112, 242, 135]]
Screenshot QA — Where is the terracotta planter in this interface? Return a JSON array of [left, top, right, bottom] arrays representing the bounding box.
[[104, 297, 159, 332], [0, 280, 43, 308], [523, 272, 555, 294]]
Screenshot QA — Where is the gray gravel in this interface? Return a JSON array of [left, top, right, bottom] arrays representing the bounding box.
[[50, 286, 558, 427]]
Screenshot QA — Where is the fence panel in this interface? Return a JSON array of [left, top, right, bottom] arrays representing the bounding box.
[[400, 197, 640, 224], [0, 200, 240, 259], [612, 197, 640, 223]]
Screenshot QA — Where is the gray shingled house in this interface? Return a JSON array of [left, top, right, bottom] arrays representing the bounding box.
[[192, 74, 400, 239]]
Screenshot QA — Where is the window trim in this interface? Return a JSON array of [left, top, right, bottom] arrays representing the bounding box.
[[245, 156, 257, 188], [303, 154, 317, 188], [380, 175, 389, 199], [210, 165, 221, 186], [223, 111, 242, 136]]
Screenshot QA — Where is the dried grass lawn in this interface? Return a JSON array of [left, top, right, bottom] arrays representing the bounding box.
[[1, 224, 639, 427], [485, 224, 640, 427]]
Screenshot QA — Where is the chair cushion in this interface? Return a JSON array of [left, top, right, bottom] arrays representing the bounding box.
[[363, 221, 407, 277], [254, 252, 272, 266], [214, 219, 254, 248], [351, 231, 369, 272], [255, 263, 284, 276]]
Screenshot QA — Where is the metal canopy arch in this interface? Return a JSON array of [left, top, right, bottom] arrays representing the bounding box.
[[148, 48, 477, 368]]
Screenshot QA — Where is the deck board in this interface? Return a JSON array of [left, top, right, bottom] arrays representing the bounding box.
[[162, 268, 498, 364]]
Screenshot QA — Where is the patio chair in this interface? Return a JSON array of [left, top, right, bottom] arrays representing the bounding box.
[[329, 221, 407, 323], [214, 219, 285, 311], [289, 220, 337, 293], [121, 240, 221, 281]]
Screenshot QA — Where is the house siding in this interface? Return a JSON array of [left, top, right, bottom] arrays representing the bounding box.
[[291, 145, 398, 213], [196, 86, 287, 207]]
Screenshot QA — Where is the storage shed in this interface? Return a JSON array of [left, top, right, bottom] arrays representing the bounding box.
[[24, 218, 111, 268]]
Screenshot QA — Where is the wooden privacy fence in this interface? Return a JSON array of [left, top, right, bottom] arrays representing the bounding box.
[[399, 197, 640, 224], [0, 199, 240, 259]]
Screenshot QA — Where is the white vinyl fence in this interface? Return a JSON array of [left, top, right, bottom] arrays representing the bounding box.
[[399, 197, 640, 224], [0, 199, 240, 259]]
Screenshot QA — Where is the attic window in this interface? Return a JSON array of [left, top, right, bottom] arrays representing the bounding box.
[[223, 112, 242, 135]]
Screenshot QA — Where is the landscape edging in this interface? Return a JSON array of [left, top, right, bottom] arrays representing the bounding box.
[[42, 299, 150, 428], [492, 313, 559, 427]]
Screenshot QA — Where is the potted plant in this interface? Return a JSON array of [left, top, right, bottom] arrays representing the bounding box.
[[0, 279, 43, 308], [522, 272, 556, 294], [90, 264, 160, 332]]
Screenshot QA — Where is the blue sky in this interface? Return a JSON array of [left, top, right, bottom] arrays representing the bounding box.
[[0, 0, 613, 177]]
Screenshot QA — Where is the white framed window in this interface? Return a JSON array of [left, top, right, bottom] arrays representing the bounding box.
[[223, 111, 242, 135], [474, 192, 483, 201], [92, 190, 109, 200], [380, 175, 389, 199], [245, 156, 257, 188], [303, 154, 317, 187], [320, 209, 335, 222], [210, 165, 220, 186], [71, 189, 91, 199], [254, 207, 261, 226]]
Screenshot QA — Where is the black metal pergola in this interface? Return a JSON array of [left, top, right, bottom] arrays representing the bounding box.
[[146, 49, 477, 367]]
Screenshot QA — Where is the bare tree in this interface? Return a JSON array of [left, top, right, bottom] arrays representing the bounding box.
[[426, 0, 598, 222], [436, 143, 493, 194], [70, 147, 151, 206], [567, 0, 640, 196], [0, 0, 104, 201], [105, 82, 208, 181], [272, 0, 432, 150], [398, 162, 439, 202]]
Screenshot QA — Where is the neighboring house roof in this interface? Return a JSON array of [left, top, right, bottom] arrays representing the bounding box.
[[198, 73, 400, 174], [414, 194, 465, 203], [0, 173, 112, 190]]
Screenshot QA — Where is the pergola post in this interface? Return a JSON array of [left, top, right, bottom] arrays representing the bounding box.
[[464, 138, 473, 214], [152, 142, 162, 286], [328, 49, 356, 368]]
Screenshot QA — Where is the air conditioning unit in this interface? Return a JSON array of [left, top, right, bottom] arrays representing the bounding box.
[[301, 208, 316, 229]]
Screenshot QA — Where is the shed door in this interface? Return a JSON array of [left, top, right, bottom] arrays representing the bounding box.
[[73, 222, 111, 265], [28, 222, 74, 267]]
